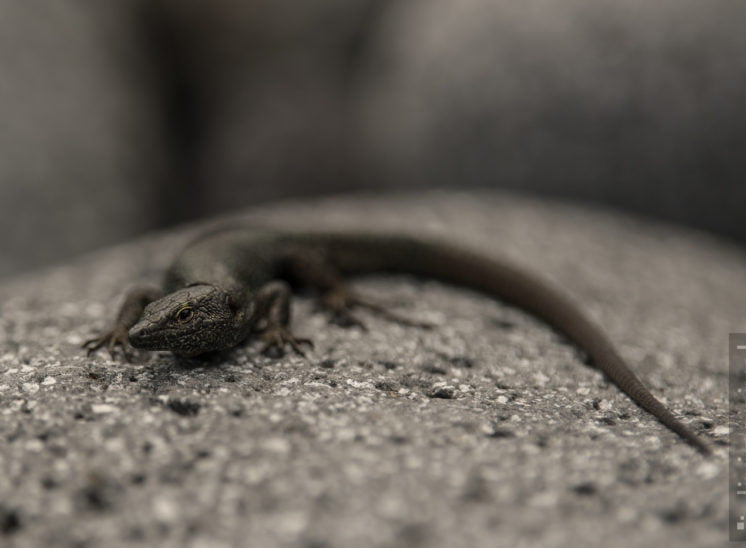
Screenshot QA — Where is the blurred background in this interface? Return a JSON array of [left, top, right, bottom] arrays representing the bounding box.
[[1, 0, 744, 279]]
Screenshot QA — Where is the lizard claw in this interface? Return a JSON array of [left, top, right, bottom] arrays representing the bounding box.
[[82, 325, 132, 361], [259, 325, 313, 358]]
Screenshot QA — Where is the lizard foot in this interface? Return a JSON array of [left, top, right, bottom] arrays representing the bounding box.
[[322, 287, 432, 330], [259, 325, 313, 358], [82, 325, 131, 361]]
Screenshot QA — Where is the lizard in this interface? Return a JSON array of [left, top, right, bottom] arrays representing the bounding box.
[[83, 226, 711, 454]]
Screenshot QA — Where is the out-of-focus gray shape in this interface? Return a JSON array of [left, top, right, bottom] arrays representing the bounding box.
[[0, 1, 165, 278]]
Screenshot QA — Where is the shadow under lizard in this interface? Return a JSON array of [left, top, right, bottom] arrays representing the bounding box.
[[84, 226, 711, 454]]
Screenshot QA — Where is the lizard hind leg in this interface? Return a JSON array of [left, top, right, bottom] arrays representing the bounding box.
[[321, 285, 433, 330], [282, 246, 431, 330]]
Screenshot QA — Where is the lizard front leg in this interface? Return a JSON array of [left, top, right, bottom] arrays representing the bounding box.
[[83, 286, 163, 358], [250, 281, 313, 357]]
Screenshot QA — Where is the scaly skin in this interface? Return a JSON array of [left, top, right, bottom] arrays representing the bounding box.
[[84, 227, 711, 454]]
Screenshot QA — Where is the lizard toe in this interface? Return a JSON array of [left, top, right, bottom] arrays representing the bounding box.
[[83, 325, 130, 359], [259, 326, 313, 358]]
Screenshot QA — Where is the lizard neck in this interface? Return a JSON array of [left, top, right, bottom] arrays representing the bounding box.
[[225, 289, 257, 348]]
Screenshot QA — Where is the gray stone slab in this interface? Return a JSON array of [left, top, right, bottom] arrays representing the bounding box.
[[0, 191, 735, 547]]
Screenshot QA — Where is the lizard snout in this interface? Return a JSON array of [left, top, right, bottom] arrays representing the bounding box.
[[128, 321, 152, 348]]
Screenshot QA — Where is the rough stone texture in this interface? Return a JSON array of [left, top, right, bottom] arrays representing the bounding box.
[[0, 191, 735, 547]]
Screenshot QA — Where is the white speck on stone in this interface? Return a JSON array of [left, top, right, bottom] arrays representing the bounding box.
[[532, 372, 550, 386], [274, 511, 308, 538], [153, 495, 180, 522], [398, 388, 409, 395], [343, 462, 365, 482], [275, 387, 292, 397], [346, 379, 375, 390], [41, 376, 57, 386], [496, 395, 509, 404], [576, 387, 590, 395], [0, 384, 8, 391], [92, 404, 117, 414], [643, 435, 662, 450], [528, 491, 558, 508], [598, 399, 614, 411], [22, 383, 39, 394], [337, 428, 357, 442], [86, 302, 105, 316], [713, 425, 729, 436], [25, 439, 45, 452], [696, 461, 720, 480], [262, 437, 291, 454], [244, 463, 271, 484], [21, 365, 33, 373], [105, 437, 126, 452], [377, 494, 409, 519], [616, 506, 638, 523], [698, 377, 715, 391], [66, 334, 83, 345], [50, 494, 73, 516]]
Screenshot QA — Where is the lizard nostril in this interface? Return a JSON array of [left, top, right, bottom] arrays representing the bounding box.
[[128, 322, 148, 345]]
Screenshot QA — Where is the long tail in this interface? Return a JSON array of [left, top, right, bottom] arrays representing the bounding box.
[[314, 232, 710, 454]]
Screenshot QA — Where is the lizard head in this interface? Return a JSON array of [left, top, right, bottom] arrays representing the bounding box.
[[128, 284, 244, 357]]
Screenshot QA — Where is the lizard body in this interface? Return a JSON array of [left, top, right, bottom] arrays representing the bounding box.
[[85, 226, 710, 454]]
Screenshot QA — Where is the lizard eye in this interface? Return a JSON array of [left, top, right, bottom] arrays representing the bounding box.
[[175, 306, 194, 323]]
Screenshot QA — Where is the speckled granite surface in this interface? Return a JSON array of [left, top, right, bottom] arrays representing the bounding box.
[[0, 191, 737, 547]]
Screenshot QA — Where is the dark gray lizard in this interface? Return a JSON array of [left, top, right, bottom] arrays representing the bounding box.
[[84, 226, 711, 454]]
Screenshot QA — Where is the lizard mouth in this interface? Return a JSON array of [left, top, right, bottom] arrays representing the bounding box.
[[129, 320, 202, 354], [128, 321, 165, 350]]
